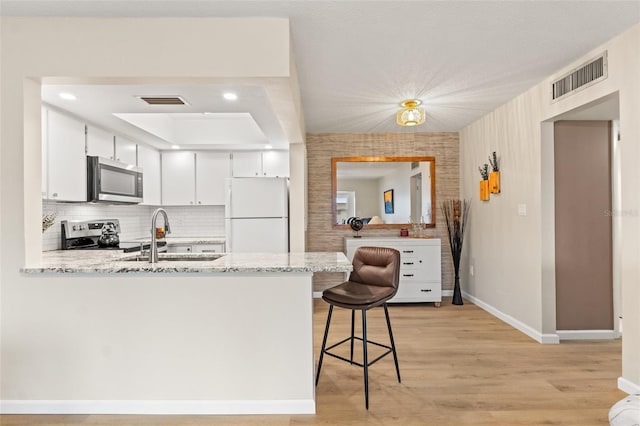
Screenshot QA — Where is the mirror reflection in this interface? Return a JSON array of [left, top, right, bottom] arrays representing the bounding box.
[[332, 156, 436, 228]]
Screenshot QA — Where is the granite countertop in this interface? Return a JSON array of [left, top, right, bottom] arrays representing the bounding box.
[[22, 250, 352, 274]]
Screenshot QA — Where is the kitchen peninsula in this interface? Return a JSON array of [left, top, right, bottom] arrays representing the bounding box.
[[15, 252, 352, 415]]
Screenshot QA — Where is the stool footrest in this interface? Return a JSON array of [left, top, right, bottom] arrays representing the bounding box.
[[322, 336, 393, 368]]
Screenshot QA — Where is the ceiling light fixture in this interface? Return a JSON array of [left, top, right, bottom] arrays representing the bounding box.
[[171, 145, 180, 150], [59, 92, 76, 101], [223, 92, 238, 101], [264, 144, 273, 150], [396, 99, 425, 127]]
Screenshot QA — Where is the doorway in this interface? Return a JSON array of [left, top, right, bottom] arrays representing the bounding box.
[[554, 120, 613, 332], [410, 173, 422, 223]]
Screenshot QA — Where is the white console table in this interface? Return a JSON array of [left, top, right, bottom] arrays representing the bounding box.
[[344, 237, 442, 306]]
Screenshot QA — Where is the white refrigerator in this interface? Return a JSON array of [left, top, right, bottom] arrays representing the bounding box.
[[225, 177, 289, 253]]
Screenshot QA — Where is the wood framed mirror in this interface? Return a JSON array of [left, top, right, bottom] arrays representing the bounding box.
[[332, 156, 436, 229]]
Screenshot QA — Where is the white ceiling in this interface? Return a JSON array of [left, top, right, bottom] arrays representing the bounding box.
[[6, 1, 640, 148]]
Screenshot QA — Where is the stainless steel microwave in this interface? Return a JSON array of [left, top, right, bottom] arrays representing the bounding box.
[[87, 156, 143, 204]]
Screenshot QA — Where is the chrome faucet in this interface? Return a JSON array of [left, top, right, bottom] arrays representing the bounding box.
[[150, 208, 171, 263]]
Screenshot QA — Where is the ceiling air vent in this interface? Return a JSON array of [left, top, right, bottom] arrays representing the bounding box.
[[552, 52, 607, 102], [138, 96, 188, 105]]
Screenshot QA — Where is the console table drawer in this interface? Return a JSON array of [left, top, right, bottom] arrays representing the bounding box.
[[391, 281, 441, 303]]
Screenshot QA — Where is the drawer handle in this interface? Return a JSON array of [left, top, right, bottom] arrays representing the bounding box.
[[420, 289, 432, 292], [403, 262, 414, 265], [201, 250, 217, 253], [402, 250, 414, 253], [403, 274, 414, 277]]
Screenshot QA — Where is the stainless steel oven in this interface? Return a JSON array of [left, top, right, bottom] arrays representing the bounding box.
[[87, 156, 143, 204]]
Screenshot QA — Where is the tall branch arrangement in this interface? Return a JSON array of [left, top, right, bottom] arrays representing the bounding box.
[[441, 199, 471, 305]]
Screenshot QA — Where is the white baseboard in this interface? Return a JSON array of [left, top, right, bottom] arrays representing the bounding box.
[[557, 330, 617, 340], [618, 377, 640, 395], [0, 399, 316, 415], [462, 291, 560, 344], [442, 289, 453, 297]]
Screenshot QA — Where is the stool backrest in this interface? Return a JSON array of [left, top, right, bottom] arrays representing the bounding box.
[[349, 246, 401, 290]]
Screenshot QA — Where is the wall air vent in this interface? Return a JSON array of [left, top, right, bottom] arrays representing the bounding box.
[[138, 96, 188, 105], [552, 52, 607, 102]]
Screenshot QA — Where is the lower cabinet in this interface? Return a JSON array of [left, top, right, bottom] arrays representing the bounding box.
[[167, 243, 226, 254], [344, 237, 442, 304]]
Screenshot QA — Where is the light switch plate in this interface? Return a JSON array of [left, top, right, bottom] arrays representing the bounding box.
[[518, 203, 527, 216]]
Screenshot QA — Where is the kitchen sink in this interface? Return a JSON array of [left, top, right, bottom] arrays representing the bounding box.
[[125, 253, 225, 262]]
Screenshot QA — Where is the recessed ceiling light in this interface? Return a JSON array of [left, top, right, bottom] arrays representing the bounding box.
[[265, 144, 273, 150], [59, 93, 76, 101], [171, 145, 180, 150], [223, 92, 238, 101]]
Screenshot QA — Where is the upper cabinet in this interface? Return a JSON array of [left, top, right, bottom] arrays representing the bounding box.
[[86, 125, 138, 165], [196, 152, 231, 205], [262, 150, 289, 177], [162, 151, 196, 206], [86, 125, 114, 159], [138, 143, 161, 206], [43, 108, 87, 202], [161, 151, 231, 206], [115, 136, 137, 165], [232, 150, 289, 177]]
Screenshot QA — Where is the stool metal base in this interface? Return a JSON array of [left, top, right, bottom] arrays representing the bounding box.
[[315, 303, 401, 410]]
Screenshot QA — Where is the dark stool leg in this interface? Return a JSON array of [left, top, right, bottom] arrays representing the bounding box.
[[383, 303, 401, 383], [362, 308, 369, 410], [316, 304, 334, 386], [349, 309, 355, 363]]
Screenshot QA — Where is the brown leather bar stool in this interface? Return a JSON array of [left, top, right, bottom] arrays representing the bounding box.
[[315, 246, 401, 409]]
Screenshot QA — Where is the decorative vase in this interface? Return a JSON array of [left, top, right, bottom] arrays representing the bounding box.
[[452, 274, 463, 305], [489, 171, 500, 194], [479, 180, 490, 201]]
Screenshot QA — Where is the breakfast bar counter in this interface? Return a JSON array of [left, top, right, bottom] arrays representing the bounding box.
[[10, 252, 352, 415], [23, 251, 352, 274]]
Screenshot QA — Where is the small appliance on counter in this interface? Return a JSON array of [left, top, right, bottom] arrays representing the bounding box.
[[61, 219, 165, 252]]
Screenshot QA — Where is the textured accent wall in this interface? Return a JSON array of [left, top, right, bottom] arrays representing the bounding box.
[[306, 132, 459, 292]]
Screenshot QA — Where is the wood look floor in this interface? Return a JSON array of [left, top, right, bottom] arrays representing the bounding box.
[[2, 297, 624, 425]]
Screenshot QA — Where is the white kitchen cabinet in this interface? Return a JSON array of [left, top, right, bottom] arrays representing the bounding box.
[[115, 135, 137, 165], [261, 150, 289, 177], [195, 152, 231, 205], [87, 126, 138, 166], [138, 143, 161, 205], [192, 243, 225, 253], [344, 237, 442, 305], [86, 124, 114, 159], [44, 108, 87, 202], [167, 243, 225, 253], [41, 106, 48, 199], [232, 150, 289, 177], [162, 151, 231, 206], [232, 151, 263, 177], [161, 151, 196, 205]]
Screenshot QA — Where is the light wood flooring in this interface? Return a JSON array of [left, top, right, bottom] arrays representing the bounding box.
[[2, 297, 624, 425]]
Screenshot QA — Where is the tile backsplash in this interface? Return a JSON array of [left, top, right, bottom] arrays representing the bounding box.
[[42, 201, 225, 251]]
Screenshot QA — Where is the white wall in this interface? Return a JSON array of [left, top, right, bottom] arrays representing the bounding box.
[[460, 24, 640, 391], [338, 177, 379, 219], [0, 17, 306, 408]]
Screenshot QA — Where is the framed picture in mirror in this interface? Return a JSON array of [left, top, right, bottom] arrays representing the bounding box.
[[384, 189, 394, 214]]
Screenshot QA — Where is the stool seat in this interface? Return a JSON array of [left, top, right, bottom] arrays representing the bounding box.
[[322, 281, 396, 309]]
